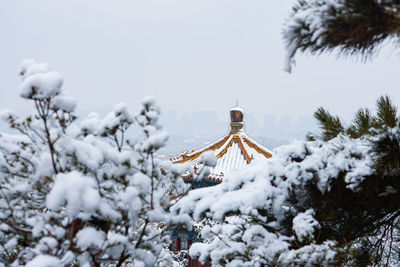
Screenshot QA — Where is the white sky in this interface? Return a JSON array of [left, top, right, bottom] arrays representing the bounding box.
[[1, 0, 400, 123]]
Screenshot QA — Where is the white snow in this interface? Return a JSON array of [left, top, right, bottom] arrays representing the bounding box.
[[52, 95, 77, 112], [141, 95, 156, 106], [292, 209, 320, 242], [19, 59, 64, 99], [0, 109, 18, 121], [20, 59, 51, 80], [26, 255, 61, 267], [230, 105, 244, 113], [99, 102, 134, 135], [113, 102, 130, 116], [80, 112, 102, 134], [46, 171, 100, 217], [76, 227, 106, 250], [4, 238, 17, 250], [143, 131, 169, 150], [199, 151, 217, 167], [34, 153, 54, 179], [20, 71, 63, 99], [279, 240, 337, 266]]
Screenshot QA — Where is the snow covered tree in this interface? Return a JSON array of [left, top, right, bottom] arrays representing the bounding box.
[[308, 95, 400, 265], [0, 59, 195, 266], [173, 95, 400, 266], [283, 0, 400, 72]]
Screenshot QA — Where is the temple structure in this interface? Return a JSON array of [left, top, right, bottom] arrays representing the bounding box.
[[169, 106, 272, 267], [170, 105, 272, 184]]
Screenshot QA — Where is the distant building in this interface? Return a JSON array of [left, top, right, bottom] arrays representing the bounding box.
[[169, 105, 272, 267]]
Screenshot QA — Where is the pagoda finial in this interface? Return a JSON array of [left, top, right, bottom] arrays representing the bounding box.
[[230, 103, 244, 133]]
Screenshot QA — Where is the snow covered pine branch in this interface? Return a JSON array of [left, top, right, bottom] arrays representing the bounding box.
[[0, 60, 193, 266], [283, 0, 400, 72]]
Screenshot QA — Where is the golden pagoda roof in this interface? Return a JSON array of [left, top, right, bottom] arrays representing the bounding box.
[[170, 106, 272, 182]]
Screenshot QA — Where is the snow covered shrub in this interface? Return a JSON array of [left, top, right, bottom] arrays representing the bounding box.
[[0, 59, 195, 266]]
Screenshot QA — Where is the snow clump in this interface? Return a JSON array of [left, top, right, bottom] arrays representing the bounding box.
[[292, 209, 320, 242], [52, 95, 77, 112], [20, 59, 63, 99], [46, 171, 100, 217]]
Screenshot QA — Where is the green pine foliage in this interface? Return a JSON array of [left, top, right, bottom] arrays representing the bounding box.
[[310, 95, 400, 265], [376, 95, 399, 128], [347, 108, 373, 138], [313, 95, 399, 140], [314, 95, 400, 176], [314, 107, 344, 141]]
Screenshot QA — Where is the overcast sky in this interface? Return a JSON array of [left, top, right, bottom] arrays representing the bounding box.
[[1, 0, 400, 124]]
